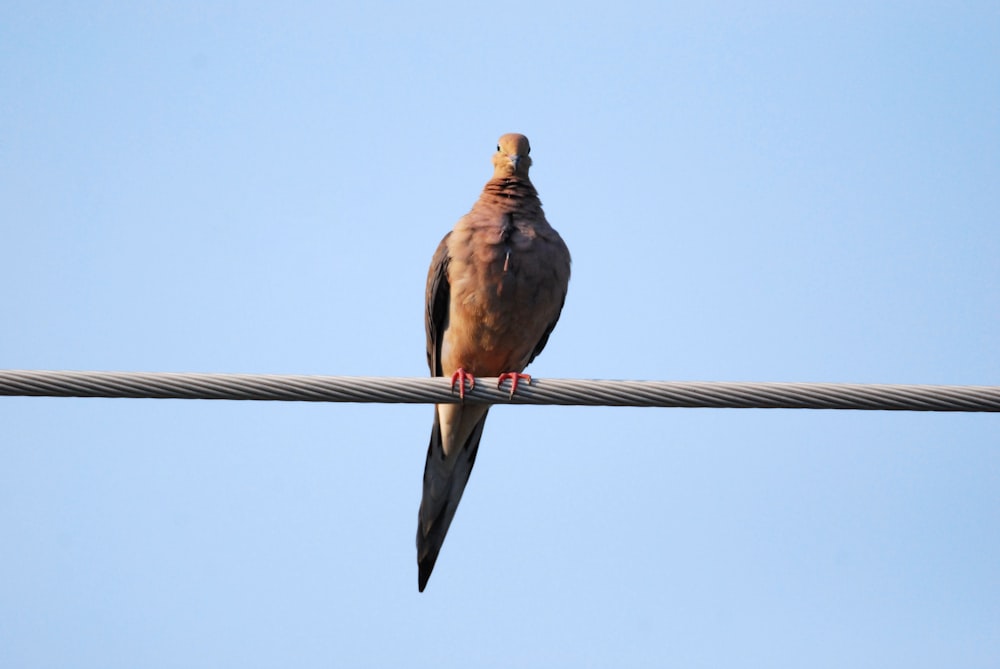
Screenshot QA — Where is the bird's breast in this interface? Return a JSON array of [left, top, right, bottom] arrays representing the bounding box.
[[441, 224, 565, 376]]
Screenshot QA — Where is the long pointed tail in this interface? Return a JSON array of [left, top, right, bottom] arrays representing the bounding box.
[[416, 408, 489, 591]]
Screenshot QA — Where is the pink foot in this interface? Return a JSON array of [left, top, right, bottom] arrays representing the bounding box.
[[497, 372, 531, 399], [450, 368, 476, 400]]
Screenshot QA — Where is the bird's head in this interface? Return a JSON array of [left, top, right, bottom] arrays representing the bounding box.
[[492, 133, 532, 178]]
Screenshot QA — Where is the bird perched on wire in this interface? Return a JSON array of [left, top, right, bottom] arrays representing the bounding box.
[[417, 133, 571, 591]]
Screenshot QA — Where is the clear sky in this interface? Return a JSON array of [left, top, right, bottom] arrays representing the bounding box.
[[2, 2, 998, 667]]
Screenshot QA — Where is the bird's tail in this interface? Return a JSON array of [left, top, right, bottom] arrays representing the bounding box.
[[416, 407, 489, 592]]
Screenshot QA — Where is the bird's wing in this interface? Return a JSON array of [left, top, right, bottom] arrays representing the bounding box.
[[425, 233, 451, 376]]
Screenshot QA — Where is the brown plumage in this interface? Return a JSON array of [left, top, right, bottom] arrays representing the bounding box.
[[417, 133, 571, 591]]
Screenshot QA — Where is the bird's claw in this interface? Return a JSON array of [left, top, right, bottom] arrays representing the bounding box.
[[497, 372, 531, 399], [449, 368, 475, 400]]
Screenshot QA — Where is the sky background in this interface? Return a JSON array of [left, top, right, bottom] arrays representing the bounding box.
[[2, 2, 998, 667]]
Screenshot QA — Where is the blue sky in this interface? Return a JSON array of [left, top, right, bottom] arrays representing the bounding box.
[[2, 2, 998, 667]]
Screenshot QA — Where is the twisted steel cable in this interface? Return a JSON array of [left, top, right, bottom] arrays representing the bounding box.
[[1, 369, 998, 412]]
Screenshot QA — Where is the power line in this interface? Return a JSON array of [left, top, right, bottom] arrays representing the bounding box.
[[1, 369, 998, 412]]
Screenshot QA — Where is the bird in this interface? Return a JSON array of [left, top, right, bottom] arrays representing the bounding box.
[[417, 133, 571, 591]]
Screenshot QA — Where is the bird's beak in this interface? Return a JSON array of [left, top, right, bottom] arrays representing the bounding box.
[[509, 154, 521, 170]]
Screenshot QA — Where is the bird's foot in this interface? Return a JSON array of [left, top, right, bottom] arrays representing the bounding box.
[[497, 372, 531, 399], [449, 368, 476, 400]]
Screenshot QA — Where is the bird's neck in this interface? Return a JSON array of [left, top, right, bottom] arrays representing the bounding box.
[[481, 176, 538, 202]]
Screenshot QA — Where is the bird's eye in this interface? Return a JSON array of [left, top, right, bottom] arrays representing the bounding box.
[[496, 145, 500, 152]]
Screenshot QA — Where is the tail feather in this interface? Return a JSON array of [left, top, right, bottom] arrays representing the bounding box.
[[416, 408, 489, 592]]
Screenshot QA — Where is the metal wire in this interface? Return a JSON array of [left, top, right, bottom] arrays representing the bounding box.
[[1, 369, 998, 412]]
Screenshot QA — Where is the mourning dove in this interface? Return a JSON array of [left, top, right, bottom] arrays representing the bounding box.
[[417, 133, 571, 591]]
